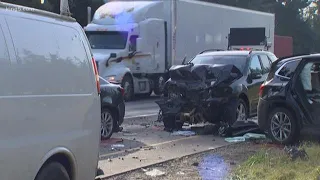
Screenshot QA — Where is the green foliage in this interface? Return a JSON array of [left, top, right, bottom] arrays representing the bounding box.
[[231, 143, 320, 180]]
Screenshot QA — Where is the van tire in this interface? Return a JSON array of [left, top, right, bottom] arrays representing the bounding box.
[[122, 75, 134, 101], [35, 162, 70, 180]]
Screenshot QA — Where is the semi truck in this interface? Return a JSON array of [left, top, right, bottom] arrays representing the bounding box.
[[84, 0, 275, 101]]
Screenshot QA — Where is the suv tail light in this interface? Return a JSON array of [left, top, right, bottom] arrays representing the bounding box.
[[91, 57, 100, 94], [120, 87, 125, 96], [259, 83, 265, 97]]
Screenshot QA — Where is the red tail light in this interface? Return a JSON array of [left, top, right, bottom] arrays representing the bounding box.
[[91, 57, 100, 94], [120, 87, 125, 96], [259, 84, 265, 97]]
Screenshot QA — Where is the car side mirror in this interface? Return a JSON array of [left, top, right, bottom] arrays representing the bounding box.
[[251, 72, 262, 79]]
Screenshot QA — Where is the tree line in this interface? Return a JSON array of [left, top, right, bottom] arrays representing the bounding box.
[[2, 0, 320, 54]]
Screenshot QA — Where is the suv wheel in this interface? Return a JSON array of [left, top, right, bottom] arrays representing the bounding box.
[[268, 107, 299, 144]]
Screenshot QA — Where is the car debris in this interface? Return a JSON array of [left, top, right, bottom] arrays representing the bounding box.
[[155, 63, 260, 134], [171, 130, 196, 137], [145, 168, 166, 177], [284, 146, 309, 161]]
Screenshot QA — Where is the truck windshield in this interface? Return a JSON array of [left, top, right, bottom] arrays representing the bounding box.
[[190, 55, 247, 72], [86, 31, 128, 49]]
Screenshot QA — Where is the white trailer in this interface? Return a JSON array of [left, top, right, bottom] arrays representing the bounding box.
[[84, 0, 275, 101]]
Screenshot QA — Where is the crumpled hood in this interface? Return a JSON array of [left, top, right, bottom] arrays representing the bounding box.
[[169, 64, 243, 86]]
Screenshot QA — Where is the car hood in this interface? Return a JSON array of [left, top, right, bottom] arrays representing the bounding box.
[[168, 64, 243, 86]]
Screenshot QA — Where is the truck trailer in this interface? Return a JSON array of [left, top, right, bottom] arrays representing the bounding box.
[[84, 0, 275, 101]]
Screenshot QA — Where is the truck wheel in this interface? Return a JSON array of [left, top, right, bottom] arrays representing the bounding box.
[[35, 162, 70, 180], [122, 75, 134, 101], [154, 75, 166, 95]]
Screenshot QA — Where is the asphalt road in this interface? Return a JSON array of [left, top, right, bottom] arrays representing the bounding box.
[[124, 95, 160, 118]]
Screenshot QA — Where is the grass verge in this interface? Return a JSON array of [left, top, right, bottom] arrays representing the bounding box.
[[231, 143, 320, 180]]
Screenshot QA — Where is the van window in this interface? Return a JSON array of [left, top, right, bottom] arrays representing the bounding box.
[[0, 26, 10, 65], [6, 17, 92, 95]]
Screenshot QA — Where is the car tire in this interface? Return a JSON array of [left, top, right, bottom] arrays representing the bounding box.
[[101, 108, 116, 140], [267, 107, 299, 145], [236, 98, 248, 122], [225, 98, 248, 125], [122, 75, 134, 101], [35, 162, 70, 180]]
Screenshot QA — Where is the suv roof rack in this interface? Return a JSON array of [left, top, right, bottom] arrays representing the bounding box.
[[199, 49, 225, 54]]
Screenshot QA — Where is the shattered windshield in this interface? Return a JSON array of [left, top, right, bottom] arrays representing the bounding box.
[[190, 55, 247, 73], [86, 31, 128, 49]]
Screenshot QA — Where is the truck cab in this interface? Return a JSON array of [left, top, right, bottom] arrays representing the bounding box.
[[84, 1, 168, 101]]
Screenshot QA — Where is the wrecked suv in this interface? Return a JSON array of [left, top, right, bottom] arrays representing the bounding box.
[[156, 50, 277, 133]]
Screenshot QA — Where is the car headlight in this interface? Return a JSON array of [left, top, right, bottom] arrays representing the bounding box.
[[106, 76, 117, 83]]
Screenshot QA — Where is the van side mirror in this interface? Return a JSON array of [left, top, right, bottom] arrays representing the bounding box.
[[136, 38, 143, 52]]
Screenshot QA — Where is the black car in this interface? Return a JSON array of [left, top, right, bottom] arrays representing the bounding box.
[[157, 49, 277, 131], [258, 54, 320, 144], [99, 76, 125, 140]]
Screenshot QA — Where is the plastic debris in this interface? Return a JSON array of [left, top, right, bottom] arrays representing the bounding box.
[[224, 136, 246, 143], [145, 169, 166, 177], [243, 133, 266, 140], [171, 130, 196, 137], [224, 133, 266, 142], [111, 144, 125, 148]]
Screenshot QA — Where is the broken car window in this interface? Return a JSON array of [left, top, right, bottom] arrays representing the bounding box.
[[190, 55, 247, 72], [277, 60, 299, 79]]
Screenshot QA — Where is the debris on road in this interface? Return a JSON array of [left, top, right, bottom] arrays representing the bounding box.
[[145, 168, 166, 177], [142, 146, 155, 151], [111, 144, 125, 148], [122, 132, 138, 136], [284, 146, 309, 161], [224, 137, 246, 143], [224, 133, 266, 143], [171, 130, 196, 137]]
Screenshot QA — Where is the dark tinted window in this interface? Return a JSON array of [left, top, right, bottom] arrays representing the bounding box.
[[190, 55, 247, 72], [86, 31, 128, 49], [260, 54, 271, 74], [277, 60, 299, 79], [249, 55, 262, 74], [129, 35, 138, 52]]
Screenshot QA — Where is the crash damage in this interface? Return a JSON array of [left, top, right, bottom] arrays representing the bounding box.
[[155, 63, 261, 136]]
